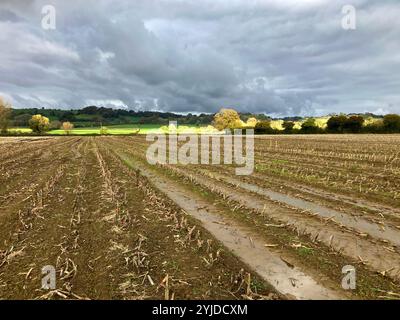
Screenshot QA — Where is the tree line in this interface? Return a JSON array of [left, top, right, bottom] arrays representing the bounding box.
[[1, 99, 400, 135], [213, 109, 400, 134], [8, 106, 215, 127]]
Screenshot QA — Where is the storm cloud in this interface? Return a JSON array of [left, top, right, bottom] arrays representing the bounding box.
[[0, 0, 399, 116]]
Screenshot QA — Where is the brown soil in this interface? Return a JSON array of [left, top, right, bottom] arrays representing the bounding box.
[[0, 137, 277, 300], [101, 135, 400, 300]]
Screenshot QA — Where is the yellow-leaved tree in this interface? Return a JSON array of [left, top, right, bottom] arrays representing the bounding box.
[[29, 114, 50, 133], [213, 108, 243, 131], [246, 117, 258, 128]]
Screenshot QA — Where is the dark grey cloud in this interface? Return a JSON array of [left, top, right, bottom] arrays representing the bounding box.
[[0, 0, 399, 116]]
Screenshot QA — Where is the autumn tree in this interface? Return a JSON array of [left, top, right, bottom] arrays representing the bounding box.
[[0, 97, 12, 134], [246, 117, 258, 128], [213, 108, 242, 131], [62, 121, 74, 135], [29, 114, 50, 133]]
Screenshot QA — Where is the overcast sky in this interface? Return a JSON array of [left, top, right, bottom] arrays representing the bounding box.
[[0, 0, 399, 116]]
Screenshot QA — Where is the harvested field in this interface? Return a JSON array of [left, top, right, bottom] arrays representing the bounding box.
[[0, 137, 277, 300], [0, 135, 399, 300]]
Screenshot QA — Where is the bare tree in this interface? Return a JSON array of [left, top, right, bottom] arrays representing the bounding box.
[[0, 97, 12, 134]]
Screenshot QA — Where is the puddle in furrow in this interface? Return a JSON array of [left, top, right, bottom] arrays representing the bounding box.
[[118, 153, 344, 300], [201, 171, 400, 248], [171, 166, 400, 281], [248, 172, 400, 219]]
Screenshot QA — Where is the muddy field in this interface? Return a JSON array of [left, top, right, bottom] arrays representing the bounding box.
[[0, 135, 399, 300]]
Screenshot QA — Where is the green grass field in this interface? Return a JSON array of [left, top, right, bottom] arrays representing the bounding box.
[[48, 124, 161, 135], [7, 117, 381, 135], [8, 128, 33, 134], [8, 124, 219, 135]]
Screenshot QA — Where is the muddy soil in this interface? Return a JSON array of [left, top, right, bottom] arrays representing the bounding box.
[[0, 137, 277, 300], [103, 136, 400, 299]]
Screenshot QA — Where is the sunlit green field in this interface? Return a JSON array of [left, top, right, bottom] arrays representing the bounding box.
[[7, 117, 381, 135], [8, 127, 33, 133], [8, 124, 219, 135], [48, 124, 161, 135]]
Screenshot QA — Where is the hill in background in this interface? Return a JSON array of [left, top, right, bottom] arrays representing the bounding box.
[[9, 106, 384, 130]]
